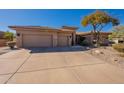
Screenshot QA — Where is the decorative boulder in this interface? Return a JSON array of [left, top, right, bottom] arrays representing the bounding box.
[[93, 50, 104, 55], [7, 41, 16, 49]]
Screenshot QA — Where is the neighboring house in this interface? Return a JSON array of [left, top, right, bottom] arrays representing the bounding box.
[[112, 37, 124, 44], [9, 26, 78, 48], [0, 31, 6, 47], [109, 25, 124, 44], [76, 32, 112, 45], [0, 31, 4, 39]]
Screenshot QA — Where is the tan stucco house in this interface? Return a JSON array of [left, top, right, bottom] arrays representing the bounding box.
[[112, 37, 124, 44], [9, 26, 78, 48], [76, 32, 111, 45]]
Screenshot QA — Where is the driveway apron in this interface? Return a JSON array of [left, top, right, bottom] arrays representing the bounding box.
[[0, 47, 124, 83]]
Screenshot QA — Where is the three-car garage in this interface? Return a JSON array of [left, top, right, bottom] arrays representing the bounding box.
[[9, 26, 77, 48]]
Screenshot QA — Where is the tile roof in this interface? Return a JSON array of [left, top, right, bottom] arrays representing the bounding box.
[[76, 31, 112, 35], [9, 26, 77, 32], [62, 26, 78, 30], [9, 26, 59, 30]]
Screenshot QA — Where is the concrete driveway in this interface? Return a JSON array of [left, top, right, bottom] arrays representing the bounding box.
[[0, 47, 12, 55], [0, 47, 124, 84]]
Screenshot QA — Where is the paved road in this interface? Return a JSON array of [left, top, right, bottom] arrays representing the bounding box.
[[0, 47, 124, 84]]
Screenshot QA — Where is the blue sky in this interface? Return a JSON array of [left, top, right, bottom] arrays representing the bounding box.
[[0, 9, 124, 33]]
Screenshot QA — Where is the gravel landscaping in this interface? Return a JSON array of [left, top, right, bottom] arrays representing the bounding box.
[[86, 46, 124, 68]]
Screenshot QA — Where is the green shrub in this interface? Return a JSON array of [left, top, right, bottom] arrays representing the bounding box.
[[4, 31, 14, 41], [80, 40, 91, 46], [112, 44, 124, 52]]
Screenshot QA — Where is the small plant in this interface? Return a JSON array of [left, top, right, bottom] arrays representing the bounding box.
[[80, 40, 91, 46], [7, 41, 16, 49], [4, 31, 14, 41], [4, 31, 16, 49], [112, 44, 124, 52]]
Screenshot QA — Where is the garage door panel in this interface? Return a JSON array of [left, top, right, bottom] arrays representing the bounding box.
[[58, 35, 68, 47], [23, 35, 52, 48]]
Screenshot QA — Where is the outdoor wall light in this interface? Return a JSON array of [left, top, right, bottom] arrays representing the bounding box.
[[17, 33, 20, 36]]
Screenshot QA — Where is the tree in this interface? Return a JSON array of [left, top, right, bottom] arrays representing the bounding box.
[[4, 31, 14, 41], [81, 10, 120, 46]]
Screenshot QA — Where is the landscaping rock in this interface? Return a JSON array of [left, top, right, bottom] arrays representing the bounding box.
[[93, 50, 104, 55], [113, 58, 119, 62]]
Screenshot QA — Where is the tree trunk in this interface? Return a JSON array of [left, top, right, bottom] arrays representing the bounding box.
[[96, 31, 100, 47], [92, 25, 97, 47]]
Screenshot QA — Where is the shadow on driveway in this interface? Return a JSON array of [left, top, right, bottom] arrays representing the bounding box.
[[27, 46, 91, 53]]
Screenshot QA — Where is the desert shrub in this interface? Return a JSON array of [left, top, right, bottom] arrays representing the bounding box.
[[112, 44, 124, 52], [4, 31, 14, 41], [80, 40, 91, 46], [119, 53, 124, 57], [99, 42, 108, 46], [99, 41, 109, 46]]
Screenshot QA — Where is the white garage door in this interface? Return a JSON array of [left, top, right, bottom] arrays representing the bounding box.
[[22, 34, 52, 48], [58, 35, 69, 47]]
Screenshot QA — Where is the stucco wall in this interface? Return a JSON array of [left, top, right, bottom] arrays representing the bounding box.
[[0, 39, 7, 47], [16, 29, 75, 48]]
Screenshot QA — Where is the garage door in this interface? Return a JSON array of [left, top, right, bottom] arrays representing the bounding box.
[[58, 35, 68, 47], [22, 34, 52, 48]]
